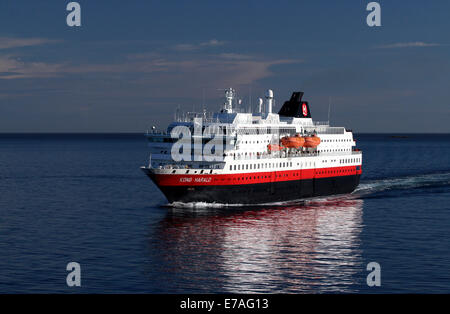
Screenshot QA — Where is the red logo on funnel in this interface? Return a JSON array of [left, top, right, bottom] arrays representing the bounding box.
[[302, 103, 308, 116]]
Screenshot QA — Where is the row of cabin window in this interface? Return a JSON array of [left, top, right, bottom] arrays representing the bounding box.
[[240, 138, 353, 145], [217, 173, 296, 182], [322, 139, 352, 142], [317, 168, 356, 175], [242, 139, 271, 144], [229, 161, 319, 171], [237, 127, 296, 135], [340, 158, 361, 164], [318, 148, 351, 153], [222, 167, 358, 182], [183, 169, 214, 174]]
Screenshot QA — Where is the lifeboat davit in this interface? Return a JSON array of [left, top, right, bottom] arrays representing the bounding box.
[[303, 135, 321, 148], [281, 134, 305, 149], [268, 144, 284, 151]]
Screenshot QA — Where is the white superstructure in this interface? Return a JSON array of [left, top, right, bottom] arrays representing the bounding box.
[[146, 88, 362, 175]]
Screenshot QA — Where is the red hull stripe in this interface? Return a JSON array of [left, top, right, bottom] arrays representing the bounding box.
[[154, 165, 363, 186]]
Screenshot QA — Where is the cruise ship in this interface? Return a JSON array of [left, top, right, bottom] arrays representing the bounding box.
[[141, 88, 362, 204]]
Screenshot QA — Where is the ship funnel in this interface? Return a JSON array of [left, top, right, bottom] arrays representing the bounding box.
[[265, 89, 273, 114]]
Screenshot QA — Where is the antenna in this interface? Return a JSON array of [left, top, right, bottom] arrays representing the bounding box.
[[249, 86, 252, 113], [328, 96, 332, 125], [174, 104, 181, 121], [202, 88, 205, 112]]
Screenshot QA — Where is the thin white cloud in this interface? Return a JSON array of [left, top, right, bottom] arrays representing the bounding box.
[[199, 39, 224, 47], [0, 55, 64, 79], [0, 37, 60, 50], [218, 53, 252, 60], [375, 42, 442, 49], [173, 39, 225, 51], [0, 37, 63, 78]]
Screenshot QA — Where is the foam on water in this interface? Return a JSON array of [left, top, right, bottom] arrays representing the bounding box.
[[166, 193, 354, 209], [354, 171, 450, 195]]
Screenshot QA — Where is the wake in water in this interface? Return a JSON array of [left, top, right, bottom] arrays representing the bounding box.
[[164, 171, 450, 209], [354, 171, 450, 196]]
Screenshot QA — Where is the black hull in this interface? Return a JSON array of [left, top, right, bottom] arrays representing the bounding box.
[[145, 172, 361, 204]]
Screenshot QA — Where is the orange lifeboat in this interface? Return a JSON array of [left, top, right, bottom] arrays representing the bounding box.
[[281, 134, 305, 149], [303, 135, 321, 148], [267, 144, 284, 152]]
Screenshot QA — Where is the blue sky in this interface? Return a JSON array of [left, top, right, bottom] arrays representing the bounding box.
[[0, 0, 449, 132]]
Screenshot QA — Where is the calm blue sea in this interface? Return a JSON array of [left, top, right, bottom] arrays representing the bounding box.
[[0, 133, 449, 293]]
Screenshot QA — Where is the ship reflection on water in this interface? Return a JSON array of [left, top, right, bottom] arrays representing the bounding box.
[[151, 195, 364, 293]]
